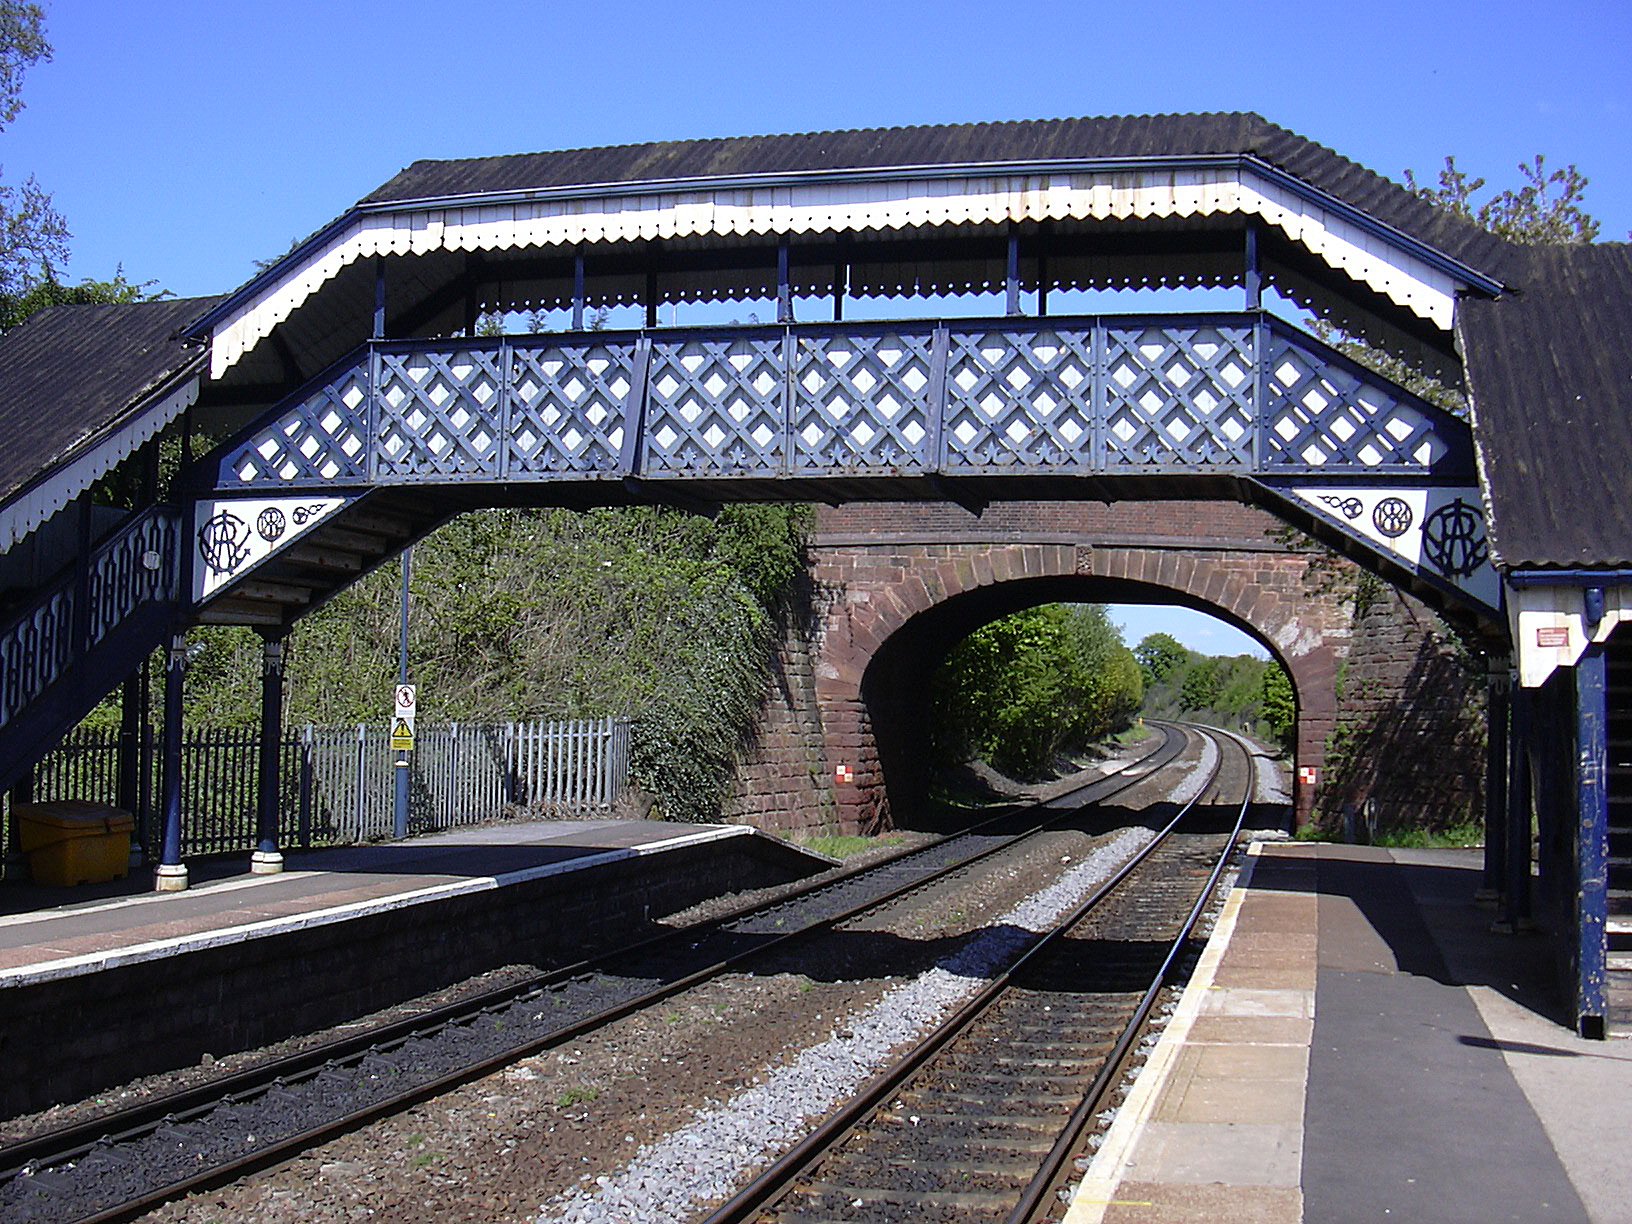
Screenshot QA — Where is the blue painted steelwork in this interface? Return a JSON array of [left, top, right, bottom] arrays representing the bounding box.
[[159, 633, 186, 874], [256, 635, 284, 860], [202, 312, 1477, 494], [1576, 643, 1609, 1035], [0, 505, 181, 739], [1484, 662, 1510, 898], [1504, 685, 1533, 932], [1510, 569, 1632, 587]]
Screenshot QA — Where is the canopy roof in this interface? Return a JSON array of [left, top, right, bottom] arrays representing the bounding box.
[[1461, 242, 1632, 569], [0, 296, 216, 548]]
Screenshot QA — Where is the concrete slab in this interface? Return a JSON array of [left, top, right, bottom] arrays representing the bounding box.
[[1100, 1182, 1301, 1223]]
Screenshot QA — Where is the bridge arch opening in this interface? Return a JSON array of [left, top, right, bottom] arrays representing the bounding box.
[[828, 552, 1330, 832]]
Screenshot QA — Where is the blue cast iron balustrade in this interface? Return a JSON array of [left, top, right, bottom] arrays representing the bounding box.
[[0, 504, 181, 734], [206, 313, 1475, 494]]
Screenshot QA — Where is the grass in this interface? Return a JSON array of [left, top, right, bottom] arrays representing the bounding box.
[[800, 833, 905, 859], [1295, 820, 1484, 849], [556, 1085, 599, 1107], [1114, 722, 1154, 745]]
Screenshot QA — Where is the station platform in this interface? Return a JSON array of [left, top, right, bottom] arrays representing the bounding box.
[[1069, 841, 1632, 1224], [0, 818, 828, 1121]]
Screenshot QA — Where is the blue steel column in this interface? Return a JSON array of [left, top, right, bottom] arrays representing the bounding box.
[[1576, 642, 1609, 1036], [252, 633, 286, 874], [154, 632, 189, 892], [1498, 683, 1532, 931], [1480, 656, 1510, 902], [393, 550, 411, 840]]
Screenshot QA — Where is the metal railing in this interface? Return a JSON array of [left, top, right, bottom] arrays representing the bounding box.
[[17, 716, 631, 860]]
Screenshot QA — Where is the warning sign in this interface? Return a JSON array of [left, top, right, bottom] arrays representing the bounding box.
[[1535, 626, 1570, 649], [394, 684, 417, 719], [390, 717, 415, 752]]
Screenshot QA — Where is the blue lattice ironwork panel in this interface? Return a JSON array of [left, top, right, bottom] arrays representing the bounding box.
[[791, 330, 937, 475], [1103, 324, 1256, 468], [0, 583, 72, 729], [1261, 330, 1453, 471], [219, 365, 371, 488], [644, 335, 786, 477], [507, 340, 633, 478], [941, 326, 1096, 471], [374, 347, 504, 480], [86, 508, 180, 643]]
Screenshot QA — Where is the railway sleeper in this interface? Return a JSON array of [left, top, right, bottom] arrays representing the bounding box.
[[875, 1109, 1061, 1134], [897, 1086, 1083, 1111]]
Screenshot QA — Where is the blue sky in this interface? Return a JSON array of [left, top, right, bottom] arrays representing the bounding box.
[[9, 0, 1624, 658], [10, 0, 1627, 297]]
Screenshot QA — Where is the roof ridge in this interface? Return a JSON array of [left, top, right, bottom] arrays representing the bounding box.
[[381, 111, 1270, 183]]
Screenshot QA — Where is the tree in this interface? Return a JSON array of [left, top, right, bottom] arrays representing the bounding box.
[[1134, 632, 1188, 687], [1405, 155, 1601, 246], [0, 2, 66, 298], [1261, 663, 1295, 751]]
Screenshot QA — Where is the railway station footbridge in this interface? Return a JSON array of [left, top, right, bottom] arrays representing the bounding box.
[[0, 112, 1629, 1034]]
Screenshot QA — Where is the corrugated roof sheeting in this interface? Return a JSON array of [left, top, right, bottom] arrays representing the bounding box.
[[1461, 244, 1632, 568], [0, 297, 217, 507], [361, 113, 1513, 279]]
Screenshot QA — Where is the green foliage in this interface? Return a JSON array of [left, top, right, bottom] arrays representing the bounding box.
[[1133, 632, 1187, 686], [929, 604, 1142, 778], [1138, 637, 1287, 747], [1405, 154, 1601, 246], [169, 504, 812, 825], [1261, 663, 1295, 751], [0, 2, 64, 298]]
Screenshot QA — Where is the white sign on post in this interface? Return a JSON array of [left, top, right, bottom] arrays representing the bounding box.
[[394, 684, 417, 724]]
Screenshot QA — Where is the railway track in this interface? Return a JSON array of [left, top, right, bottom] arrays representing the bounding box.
[[701, 726, 1254, 1224], [0, 724, 1201, 1224]]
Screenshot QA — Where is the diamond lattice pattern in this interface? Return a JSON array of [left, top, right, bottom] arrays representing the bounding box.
[[1261, 334, 1450, 469], [1103, 325, 1255, 468], [792, 332, 936, 473], [942, 328, 1095, 470], [225, 368, 371, 486], [374, 348, 505, 478], [508, 342, 631, 476], [645, 336, 786, 476]]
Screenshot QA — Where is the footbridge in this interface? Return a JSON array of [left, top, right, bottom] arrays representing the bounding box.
[[0, 112, 1629, 1033]]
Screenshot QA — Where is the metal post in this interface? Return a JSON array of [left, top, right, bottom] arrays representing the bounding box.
[[155, 632, 189, 891], [118, 665, 144, 869], [5, 768, 33, 880], [572, 250, 586, 331], [777, 239, 792, 324], [252, 633, 286, 874], [1005, 229, 1021, 317], [1480, 656, 1510, 902], [394, 549, 412, 840], [1498, 683, 1532, 931], [373, 257, 387, 340], [1576, 642, 1610, 1036], [1245, 223, 1262, 311]]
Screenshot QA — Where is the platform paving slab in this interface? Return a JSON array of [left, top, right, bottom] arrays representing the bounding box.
[[1067, 842, 1627, 1223], [0, 819, 775, 987]]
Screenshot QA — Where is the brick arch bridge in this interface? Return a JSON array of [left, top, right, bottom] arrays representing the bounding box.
[[727, 499, 1358, 833]]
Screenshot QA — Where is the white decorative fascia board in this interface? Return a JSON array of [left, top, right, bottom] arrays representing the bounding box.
[[207, 165, 1468, 378], [0, 375, 200, 553], [1509, 582, 1632, 688], [192, 494, 350, 602]]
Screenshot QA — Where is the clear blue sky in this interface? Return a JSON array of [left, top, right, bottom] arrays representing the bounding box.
[[9, 0, 1628, 298], [9, 0, 1623, 660]]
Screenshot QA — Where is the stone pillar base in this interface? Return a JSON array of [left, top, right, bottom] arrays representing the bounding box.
[[154, 862, 189, 892], [250, 850, 285, 875]]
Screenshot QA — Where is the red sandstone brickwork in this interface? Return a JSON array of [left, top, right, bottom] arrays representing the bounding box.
[[726, 500, 1369, 834]]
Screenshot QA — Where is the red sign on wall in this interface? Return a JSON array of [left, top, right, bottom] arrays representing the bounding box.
[[1536, 626, 1570, 648]]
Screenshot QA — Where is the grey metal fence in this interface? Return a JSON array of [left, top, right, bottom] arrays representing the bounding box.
[[18, 716, 631, 858]]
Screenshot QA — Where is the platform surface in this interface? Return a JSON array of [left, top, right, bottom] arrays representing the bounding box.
[[0, 819, 751, 987], [1070, 841, 1632, 1224]]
